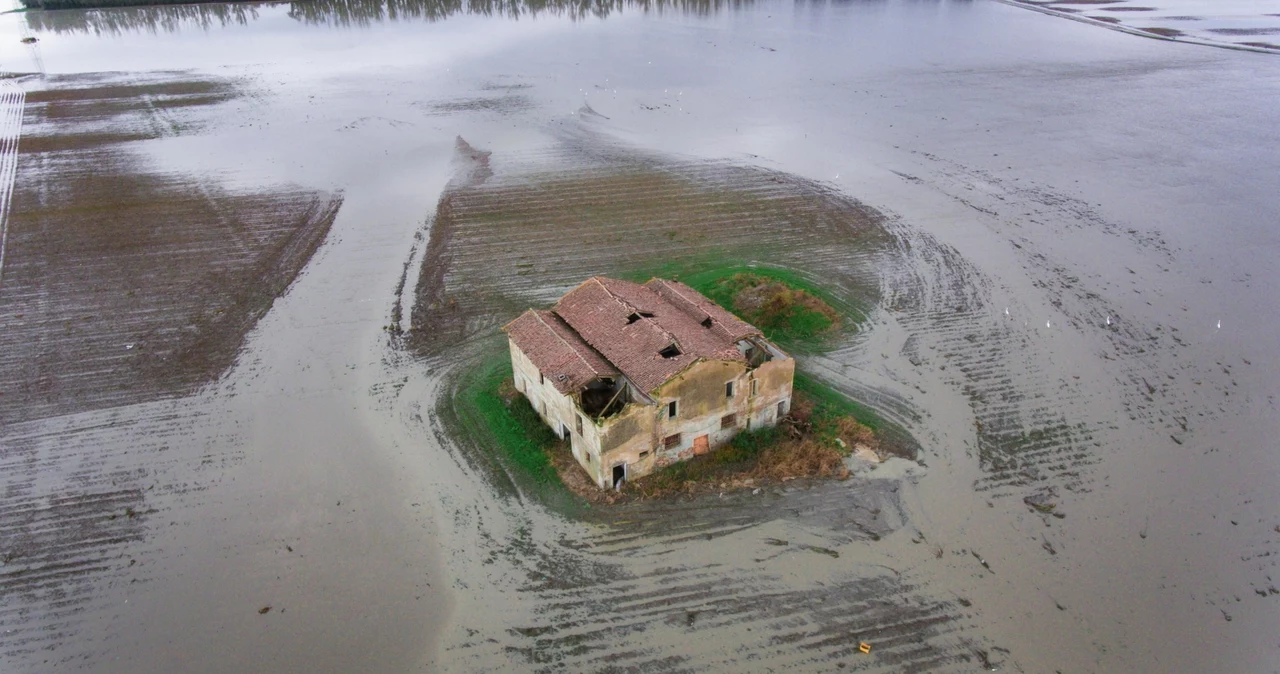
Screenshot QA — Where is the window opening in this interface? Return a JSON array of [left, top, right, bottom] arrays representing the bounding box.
[[539, 372, 545, 386], [612, 464, 626, 490], [659, 344, 681, 359], [639, 451, 650, 460], [778, 400, 788, 417], [751, 379, 759, 396], [721, 413, 737, 429], [700, 317, 713, 328], [726, 381, 734, 398], [576, 414, 584, 436], [668, 400, 678, 418], [664, 433, 681, 449]]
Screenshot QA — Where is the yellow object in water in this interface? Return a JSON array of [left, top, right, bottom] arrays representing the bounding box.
[[859, 642, 872, 654]]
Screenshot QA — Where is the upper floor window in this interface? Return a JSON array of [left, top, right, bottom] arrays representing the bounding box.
[[725, 381, 734, 398], [668, 400, 678, 419]]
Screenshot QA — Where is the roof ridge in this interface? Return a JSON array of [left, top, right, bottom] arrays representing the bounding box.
[[533, 310, 610, 380]]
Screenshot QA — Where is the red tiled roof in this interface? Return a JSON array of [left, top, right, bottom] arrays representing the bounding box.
[[645, 278, 759, 343], [551, 277, 762, 393], [502, 309, 619, 395]]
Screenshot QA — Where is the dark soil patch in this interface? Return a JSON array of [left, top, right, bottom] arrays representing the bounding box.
[[408, 138, 887, 357], [1207, 27, 1280, 36], [1139, 26, 1184, 37], [0, 74, 343, 424]]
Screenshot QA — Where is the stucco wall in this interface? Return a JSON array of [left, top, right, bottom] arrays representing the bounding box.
[[606, 357, 795, 479], [512, 339, 796, 489], [509, 339, 607, 485]]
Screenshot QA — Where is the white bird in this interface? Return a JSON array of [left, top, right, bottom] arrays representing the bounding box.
[[1005, 307, 1010, 316], [834, 173, 840, 179], [1217, 319, 1221, 329], [1046, 320, 1051, 328], [1106, 315, 1111, 326]]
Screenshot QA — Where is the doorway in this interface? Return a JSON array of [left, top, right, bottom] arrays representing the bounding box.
[[612, 464, 626, 490], [693, 434, 709, 455]]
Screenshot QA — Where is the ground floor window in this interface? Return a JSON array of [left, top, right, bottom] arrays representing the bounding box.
[[778, 400, 788, 417], [664, 433, 681, 449], [721, 413, 737, 429]]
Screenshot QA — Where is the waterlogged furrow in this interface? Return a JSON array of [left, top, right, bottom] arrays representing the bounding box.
[[0, 399, 242, 668], [411, 138, 1007, 672], [0, 80, 24, 285], [0, 73, 343, 425]]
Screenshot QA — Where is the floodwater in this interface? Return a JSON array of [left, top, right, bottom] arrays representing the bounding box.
[[1, 0, 1278, 672]]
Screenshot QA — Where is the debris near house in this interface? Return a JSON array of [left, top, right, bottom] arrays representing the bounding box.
[[502, 276, 797, 492], [621, 387, 881, 500]]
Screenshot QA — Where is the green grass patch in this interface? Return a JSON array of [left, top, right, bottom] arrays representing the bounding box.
[[452, 356, 565, 492], [620, 261, 863, 352], [793, 371, 883, 433]]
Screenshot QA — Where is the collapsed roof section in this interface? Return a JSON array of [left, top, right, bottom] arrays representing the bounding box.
[[503, 276, 769, 396]]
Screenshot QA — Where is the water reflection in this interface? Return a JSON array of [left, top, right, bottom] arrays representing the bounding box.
[[25, 2, 265, 34], [26, 0, 755, 34]]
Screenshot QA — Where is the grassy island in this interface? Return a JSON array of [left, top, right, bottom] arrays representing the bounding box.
[[446, 267, 913, 507]]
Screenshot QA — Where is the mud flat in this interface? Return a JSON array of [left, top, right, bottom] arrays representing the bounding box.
[[1, 0, 1277, 671], [0, 72, 347, 669]]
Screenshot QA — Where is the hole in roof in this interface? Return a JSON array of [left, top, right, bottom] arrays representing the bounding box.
[[700, 317, 713, 328], [626, 311, 655, 324], [659, 344, 682, 359]]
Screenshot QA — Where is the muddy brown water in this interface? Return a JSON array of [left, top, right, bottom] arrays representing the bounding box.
[[1, 0, 1278, 672]]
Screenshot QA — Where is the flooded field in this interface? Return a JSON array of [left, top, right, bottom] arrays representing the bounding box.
[[1, 0, 1278, 672], [1006, 0, 1280, 52]]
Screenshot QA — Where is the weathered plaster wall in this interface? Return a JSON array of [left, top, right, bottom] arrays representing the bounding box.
[[512, 339, 795, 489], [509, 339, 606, 484]]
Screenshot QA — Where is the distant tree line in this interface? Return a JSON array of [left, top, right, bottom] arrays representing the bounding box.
[[22, 0, 754, 34]]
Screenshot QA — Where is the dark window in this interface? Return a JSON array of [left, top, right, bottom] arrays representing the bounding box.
[[725, 381, 734, 398], [750, 379, 759, 396], [659, 344, 681, 359], [778, 400, 788, 417], [701, 317, 713, 328], [721, 413, 737, 429], [639, 451, 650, 459], [668, 400, 678, 418], [539, 372, 545, 385], [576, 415, 584, 435], [561, 423, 570, 439], [626, 311, 655, 324], [664, 433, 681, 449]]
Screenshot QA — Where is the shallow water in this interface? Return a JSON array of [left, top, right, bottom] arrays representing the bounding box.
[[1, 0, 1278, 672]]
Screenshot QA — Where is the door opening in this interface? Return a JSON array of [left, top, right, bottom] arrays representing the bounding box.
[[612, 464, 626, 490]]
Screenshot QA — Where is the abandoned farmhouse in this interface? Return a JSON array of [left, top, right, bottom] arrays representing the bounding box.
[[502, 276, 795, 490]]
